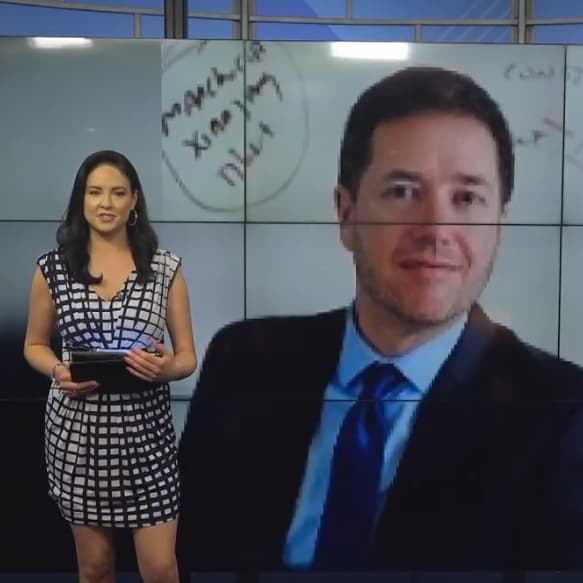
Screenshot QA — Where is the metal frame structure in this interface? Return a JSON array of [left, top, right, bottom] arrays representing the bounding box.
[[1, 0, 583, 42]]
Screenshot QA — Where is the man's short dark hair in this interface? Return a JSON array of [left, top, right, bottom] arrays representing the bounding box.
[[338, 66, 514, 205]]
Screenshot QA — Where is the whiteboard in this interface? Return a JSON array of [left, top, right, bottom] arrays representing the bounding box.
[[159, 40, 567, 224]]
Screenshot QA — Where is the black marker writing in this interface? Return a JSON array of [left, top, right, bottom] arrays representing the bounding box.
[[218, 122, 275, 186], [181, 73, 283, 160], [182, 131, 211, 158], [162, 41, 268, 137]]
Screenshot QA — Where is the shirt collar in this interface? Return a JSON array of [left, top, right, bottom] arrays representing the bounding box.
[[337, 305, 467, 396]]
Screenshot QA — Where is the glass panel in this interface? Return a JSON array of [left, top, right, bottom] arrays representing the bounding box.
[[156, 222, 245, 398], [246, 42, 565, 225], [532, 24, 583, 44], [188, 0, 235, 13], [0, 221, 243, 400], [533, 0, 583, 18], [141, 14, 164, 38], [171, 399, 190, 440], [480, 226, 559, 355], [0, 222, 57, 400], [245, 224, 355, 318], [421, 25, 513, 43], [560, 227, 583, 367], [0, 38, 161, 220], [563, 46, 583, 224], [188, 17, 234, 38], [246, 223, 559, 354], [256, 0, 346, 18], [354, 0, 512, 19], [0, 4, 134, 37], [255, 22, 415, 41], [161, 40, 245, 220]]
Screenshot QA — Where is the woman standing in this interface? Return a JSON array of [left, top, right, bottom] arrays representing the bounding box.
[[24, 150, 197, 583]]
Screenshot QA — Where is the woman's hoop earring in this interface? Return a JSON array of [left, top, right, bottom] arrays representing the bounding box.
[[128, 208, 138, 227]]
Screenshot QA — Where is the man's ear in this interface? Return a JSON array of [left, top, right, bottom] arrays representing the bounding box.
[[335, 184, 356, 251], [335, 184, 355, 224]]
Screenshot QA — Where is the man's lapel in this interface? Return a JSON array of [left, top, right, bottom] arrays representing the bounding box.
[[241, 309, 348, 566], [371, 305, 500, 567]]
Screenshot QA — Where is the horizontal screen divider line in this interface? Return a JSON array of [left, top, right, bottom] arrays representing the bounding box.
[[0, 395, 195, 403], [1, 220, 581, 227], [6, 395, 583, 404]]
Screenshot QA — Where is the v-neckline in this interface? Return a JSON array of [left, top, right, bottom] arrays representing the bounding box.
[[88, 270, 136, 303]]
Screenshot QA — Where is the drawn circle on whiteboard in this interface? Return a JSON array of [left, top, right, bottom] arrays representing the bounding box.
[[161, 40, 308, 213]]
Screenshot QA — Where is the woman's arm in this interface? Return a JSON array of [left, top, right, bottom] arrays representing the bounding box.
[[24, 266, 98, 393], [23, 266, 62, 378], [163, 267, 198, 380], [125, 268, 197, 383]]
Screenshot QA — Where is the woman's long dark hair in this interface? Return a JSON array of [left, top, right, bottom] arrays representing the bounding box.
[[57, 150, 158, 284]]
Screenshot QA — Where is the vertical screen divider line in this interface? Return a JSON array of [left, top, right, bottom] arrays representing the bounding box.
[[243, 39, 248, 320], [557, 45, 568, 357]]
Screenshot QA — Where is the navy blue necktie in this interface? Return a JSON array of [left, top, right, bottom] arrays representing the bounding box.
[[313, 363, 406, 569]]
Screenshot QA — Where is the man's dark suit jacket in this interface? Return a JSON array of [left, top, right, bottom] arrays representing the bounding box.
[[177, 305, 583, 575]]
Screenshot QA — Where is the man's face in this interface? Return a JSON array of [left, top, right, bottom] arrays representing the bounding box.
[[337, 112, 506, 328]]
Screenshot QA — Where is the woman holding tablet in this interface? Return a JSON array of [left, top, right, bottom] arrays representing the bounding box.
[[24, 150, 197, 583]]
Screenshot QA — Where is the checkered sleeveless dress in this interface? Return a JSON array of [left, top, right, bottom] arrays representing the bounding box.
[[37, 248, 180, 528]]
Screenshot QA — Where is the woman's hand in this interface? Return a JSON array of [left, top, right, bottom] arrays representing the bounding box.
[[54, 362, 99, 397], [124, 343, 175, 383]]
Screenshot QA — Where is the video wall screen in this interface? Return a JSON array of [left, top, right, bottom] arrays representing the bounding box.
[[2, 38, 583, 575]]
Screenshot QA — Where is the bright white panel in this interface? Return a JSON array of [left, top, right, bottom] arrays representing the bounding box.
[[562, 46, 583, 224], [245, 42, 565, 225], [0, 38, 162, 221]]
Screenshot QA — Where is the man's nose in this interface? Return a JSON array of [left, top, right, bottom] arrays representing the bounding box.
[[416, 189, 453, 226], [410, 191, 455, 248]]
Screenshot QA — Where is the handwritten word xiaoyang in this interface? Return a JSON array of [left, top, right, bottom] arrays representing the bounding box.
[[181, 73, 283, 160], [504, 63, 583, 85], [161, 40, 267, 138]]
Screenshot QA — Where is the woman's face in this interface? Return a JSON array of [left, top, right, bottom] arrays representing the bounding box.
[[83, 164, 137, 237]]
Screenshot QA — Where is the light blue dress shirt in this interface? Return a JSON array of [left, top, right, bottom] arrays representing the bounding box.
[[283, 307, 467, 568]]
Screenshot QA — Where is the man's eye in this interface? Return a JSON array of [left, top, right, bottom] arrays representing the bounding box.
[[455, 190, 484, 206], [385, 183, 418, 199]]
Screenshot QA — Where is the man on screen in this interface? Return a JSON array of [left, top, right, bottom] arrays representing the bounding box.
[[177, 66, 583, 575]]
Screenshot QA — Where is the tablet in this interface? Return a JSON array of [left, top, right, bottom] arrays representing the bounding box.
[[69, 349, 161, 393]]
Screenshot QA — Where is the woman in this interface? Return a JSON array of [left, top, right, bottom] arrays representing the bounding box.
[[24, 150, 197, 583]]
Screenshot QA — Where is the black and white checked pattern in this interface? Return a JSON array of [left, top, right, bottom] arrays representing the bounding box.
[[38, 249, 181, 528]]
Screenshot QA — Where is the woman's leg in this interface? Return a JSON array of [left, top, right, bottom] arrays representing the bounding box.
[[71, 524, 116, 583], [133, 518, 179, 583]]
